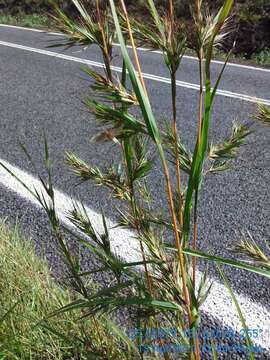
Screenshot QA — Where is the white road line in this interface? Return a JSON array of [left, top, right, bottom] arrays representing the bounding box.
[[1, 23, 270, 73], [0, 158, 140, 262], [0, 23, 61, 36], [0, 40, 270, 106], [115, 43, 270, 73], [0, 157, 269, 351]]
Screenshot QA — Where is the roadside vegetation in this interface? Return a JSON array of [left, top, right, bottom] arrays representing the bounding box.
[[1, 0, 270, 359], [0, 15, 269, 66], [0, 13, 56, 29], [0, 0, 270, 65], [250, 47, 270, 66], [0, 220, 129, 359]]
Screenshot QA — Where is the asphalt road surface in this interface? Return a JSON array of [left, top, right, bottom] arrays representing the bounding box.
[[0, 24, 270, 358]]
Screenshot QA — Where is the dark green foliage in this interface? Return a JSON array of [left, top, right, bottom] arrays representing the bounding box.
[[0, 0, 76, 16], [0, 221, 132, 359]]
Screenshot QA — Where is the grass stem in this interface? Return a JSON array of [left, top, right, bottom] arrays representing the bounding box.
[[119, 0, 147, 95], [96, 0, 113, 82]]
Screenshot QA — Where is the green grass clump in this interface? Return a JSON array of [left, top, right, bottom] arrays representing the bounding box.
[[251, 48, 270, 66], [0, 220, 127, 359], [0, 13, 55, 29]]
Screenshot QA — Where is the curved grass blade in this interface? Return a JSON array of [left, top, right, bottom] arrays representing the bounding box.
[[210, 340, 218, 360], [109, 0, 163, 153], [0, 301, 19, 324], [216, 264, 255, 360], [146, 0, 165, 39], [165, 244, 270, 278]]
